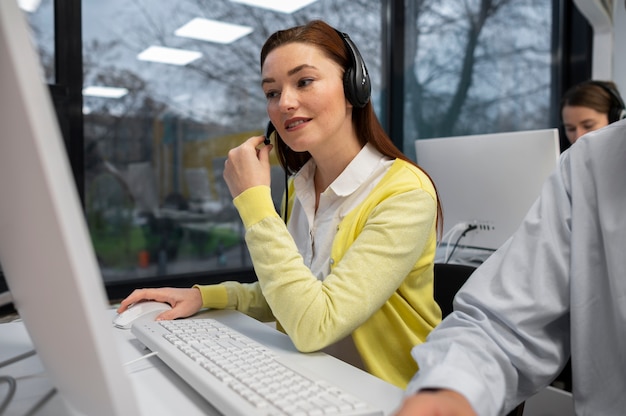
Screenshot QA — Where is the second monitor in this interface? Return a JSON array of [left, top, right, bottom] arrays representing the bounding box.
[[415, 129, 560, 255]]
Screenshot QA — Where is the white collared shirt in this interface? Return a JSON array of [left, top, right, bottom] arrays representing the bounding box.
[[288, 143, 393, 280]]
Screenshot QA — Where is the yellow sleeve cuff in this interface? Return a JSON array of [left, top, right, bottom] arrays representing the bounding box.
[[233, 185, 280, 228], [193, 284, 229, 309]]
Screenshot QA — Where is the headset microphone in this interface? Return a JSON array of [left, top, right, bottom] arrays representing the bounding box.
[[264, 120, 289, 223], [264, 120, 276, 145]]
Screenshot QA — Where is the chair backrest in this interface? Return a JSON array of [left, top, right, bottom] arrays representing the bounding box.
[[433, 263, 477, 317]]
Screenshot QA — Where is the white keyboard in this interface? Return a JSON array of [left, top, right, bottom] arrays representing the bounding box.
[[132, 318, 383, 416]]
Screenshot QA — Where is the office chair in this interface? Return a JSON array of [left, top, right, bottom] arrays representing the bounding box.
[[433, 263, 477, 318], [432, 263, 525, 416]]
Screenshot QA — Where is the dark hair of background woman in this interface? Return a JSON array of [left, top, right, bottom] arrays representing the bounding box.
[[560, 80, 624, 123]]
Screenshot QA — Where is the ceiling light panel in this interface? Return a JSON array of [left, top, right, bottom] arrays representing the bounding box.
[[175, 18, 253, 44], [17, 0, 41, 13], [83, 86, 129, 98], [137, 46, 202, 66], [229, 0, 318, 14]]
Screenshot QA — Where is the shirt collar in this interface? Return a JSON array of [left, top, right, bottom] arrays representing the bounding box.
[[294, 143, 388, 197], [330, 143, 387, 196]]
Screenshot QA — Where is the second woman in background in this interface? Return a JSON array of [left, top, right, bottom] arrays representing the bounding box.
[[118, 20, 442, 388], [561, 80, 625, 144]]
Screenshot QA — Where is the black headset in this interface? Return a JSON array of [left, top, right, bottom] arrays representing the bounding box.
[[588, 81, 626, 123], [335, 30, 371, 108]]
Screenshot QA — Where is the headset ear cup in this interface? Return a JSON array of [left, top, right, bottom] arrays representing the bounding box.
[[343, 67, 357, 107], [347, 66, 370, 108], [342, 58, 367, 108], [609, 107, 626, 123], [336, 30, 370, 108]]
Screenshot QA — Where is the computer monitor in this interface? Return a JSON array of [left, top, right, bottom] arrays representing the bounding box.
[[0, 1, 141, 414], [415, 128, 560, 253]]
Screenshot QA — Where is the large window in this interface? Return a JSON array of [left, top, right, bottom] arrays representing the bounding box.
[[7, 0, 588, 302], [403, 0, 555, 159], [24, 0, 384, 291]]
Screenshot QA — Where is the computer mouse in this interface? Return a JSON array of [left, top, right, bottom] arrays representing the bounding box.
[[112, 301, 172, 329]]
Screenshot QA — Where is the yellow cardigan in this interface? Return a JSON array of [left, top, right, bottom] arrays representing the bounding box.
[[195, 159, 441, 388]]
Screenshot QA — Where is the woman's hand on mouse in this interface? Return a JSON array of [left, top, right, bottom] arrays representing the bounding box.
[[117, 287, 203, 321], [223, 135, 273, 198]]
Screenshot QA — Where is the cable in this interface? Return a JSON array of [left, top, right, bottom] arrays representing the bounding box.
[[23, 387, 57, 416], [437, 222, 462, 252], [0, 376, 17, 414], [445, 224, 478, 263], [0, 349, 37, 369], [439, 223, 468, 262], [1, 349, 146, 415], [444, 230, 467, 263], [437, 224, 459, 252], [123, 351, 159, 367], [283, 171, 289, 225], [0, 349, 48, 414]]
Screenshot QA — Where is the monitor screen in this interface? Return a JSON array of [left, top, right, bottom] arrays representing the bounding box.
[[0, 1, 140, 414], [416, 129, 560, 254]]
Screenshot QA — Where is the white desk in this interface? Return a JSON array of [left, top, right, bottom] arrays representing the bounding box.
[[0, 309, 404, 415]]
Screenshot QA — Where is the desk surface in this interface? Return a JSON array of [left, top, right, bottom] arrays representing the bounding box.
[[0, 309, 404, 415]]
